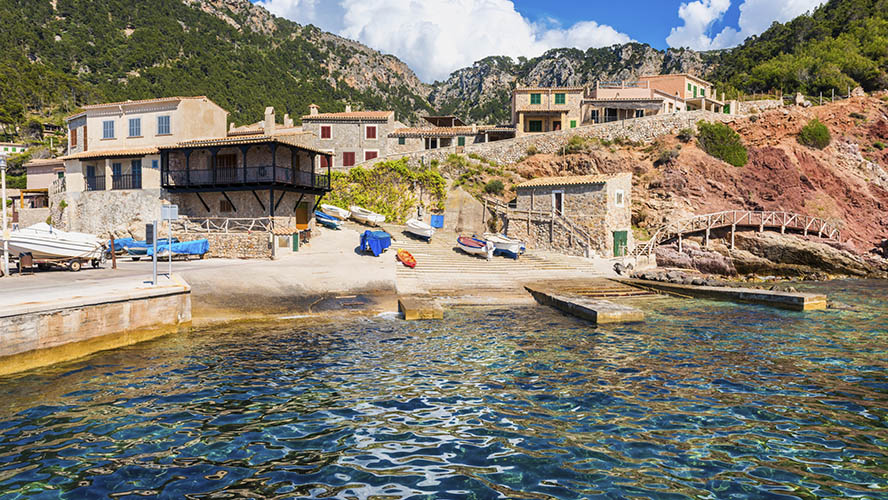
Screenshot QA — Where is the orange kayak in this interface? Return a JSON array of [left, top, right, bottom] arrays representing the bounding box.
[[397, 248, 416, 268]]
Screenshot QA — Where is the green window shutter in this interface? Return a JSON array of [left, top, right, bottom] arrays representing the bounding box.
[[530, 93, 541, 105], [458, 136, 465, 146], [700, 88, 705, 96], [555, 93, 565, 105], [398, 137, 405, 145], [688, 83, 692, 91], [570, 120, 576, 128], [529, 121, 543, 132]]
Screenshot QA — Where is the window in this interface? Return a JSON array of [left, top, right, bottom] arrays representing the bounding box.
[[552, 191, 563, 215], [128, 118, 141, 137], [102, 120, 115, 139], [688, 82, 692, 91], [131, 159, 142, 189], [700, 88, 705, 96], [615, 189, 625, 207], [530, 93, 541, 105], [151, 159, 159, 169], [398, 137, 405, 145], [112, 162, 122, 177], [57, 171, 65, 179], [320, 125, 332, 139], [428, 138, 438, 149], [320, 155, 330, 169], [365, 125, 377, 140], [528, 120, 543, 132], [219, 199, 234, 213], [342, 152, 356, 167], [364, 150, 378, 161], [591, 110, 600, 123], [457, 136, 465, 147], [157, 115, 171, 135], [71, 127, 77, 147], [570, 120, 577, 129], [555, 93, 566, 105], [635, 110, 644, 118]]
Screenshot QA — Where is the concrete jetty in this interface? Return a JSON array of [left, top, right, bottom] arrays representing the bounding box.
[[524, 284, 645, 324], [0, 275, 192, 376], [618, 279, 827, 311], [398, 295, 444, 320]]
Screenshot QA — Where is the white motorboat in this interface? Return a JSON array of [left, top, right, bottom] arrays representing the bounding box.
[[349, 206, 385, 225], [406, 218, 435, 240], [483, 233, 525, 258], [320, 204, 351, 220], [4, 223, 105, 260]]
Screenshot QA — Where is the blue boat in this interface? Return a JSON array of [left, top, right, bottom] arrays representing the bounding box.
[[315, 211, 341, 229], [147, 239, 210, 258]]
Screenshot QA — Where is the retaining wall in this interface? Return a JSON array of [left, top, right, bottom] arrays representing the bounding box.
[[172, 231, 272, 259]]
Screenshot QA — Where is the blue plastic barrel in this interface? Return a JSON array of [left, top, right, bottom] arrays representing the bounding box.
[[430, 215, 444, 228]]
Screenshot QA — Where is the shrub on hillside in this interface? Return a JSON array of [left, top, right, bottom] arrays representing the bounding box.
[[798, 119, 831, 149], [484, 179, 504, 195], [561, 135, 593, 155], [849, 112, 867, 120], [677, 128, 695, 143], [874, 141, 886, 150], [696, 121, 748, 167], [655, 149, 680, 166], [525, 145, 540, 156]]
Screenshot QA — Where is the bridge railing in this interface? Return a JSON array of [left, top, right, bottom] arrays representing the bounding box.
[[631, 210, 842, 257]]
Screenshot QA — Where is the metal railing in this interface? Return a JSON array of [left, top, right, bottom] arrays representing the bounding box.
[[112, 173, 142, 190], [85, 176, 105, 191], [171, 217, 273, 233], [50, 177, 66, 195]]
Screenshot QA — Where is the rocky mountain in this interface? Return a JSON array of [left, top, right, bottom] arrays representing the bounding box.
[[428, 44, 716, 125]]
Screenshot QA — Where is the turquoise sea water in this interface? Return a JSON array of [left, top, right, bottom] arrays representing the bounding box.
[[0, 280, 886, 499]]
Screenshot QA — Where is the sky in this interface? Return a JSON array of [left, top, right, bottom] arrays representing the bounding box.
[[253, 0, 829, 83]]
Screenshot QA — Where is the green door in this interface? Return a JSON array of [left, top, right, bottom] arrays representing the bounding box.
[[613, 231, 628, 257], [292, 232, 300, 252]]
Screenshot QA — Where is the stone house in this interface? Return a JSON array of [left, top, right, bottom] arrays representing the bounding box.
[[387, 115, 515, 154], [511, 87, 586, 137], [583, 80, 688, 123], [508, 173, 633, 257], [637, 74, 728, 113], [301, 105, 404, 168], [0, 142, 26, 155]]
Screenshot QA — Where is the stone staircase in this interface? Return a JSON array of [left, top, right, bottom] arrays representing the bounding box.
[[380, 225, 602, 296]]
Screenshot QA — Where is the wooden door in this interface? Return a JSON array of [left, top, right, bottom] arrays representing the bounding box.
[[613, 230, 628, 257]]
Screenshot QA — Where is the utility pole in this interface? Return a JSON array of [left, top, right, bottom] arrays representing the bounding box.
[[1, 153, 8, 278]]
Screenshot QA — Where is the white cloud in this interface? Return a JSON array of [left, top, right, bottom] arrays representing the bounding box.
[[667, 0, 829, 50], [256, 0, 631, 82]]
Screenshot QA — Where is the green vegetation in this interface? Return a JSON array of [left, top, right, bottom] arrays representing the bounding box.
[[6, 175, 27, 189], [525, 145, 540, 156], [655, 149, 680, 166], [696, 121, 748, 167], [708, 0, 888, 97], [677, 128, 695, 143], [325, 159, 446, 223], [560, 135, 596, 155], [0, 0, 432, 134], [484, 179, 504, 195], [874, 141, 886, 150], [798, 119, 832, 149], [850, 112, 867, 120]]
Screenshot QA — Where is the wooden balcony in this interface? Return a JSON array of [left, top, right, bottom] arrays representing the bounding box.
[[161, 164, 330, 195]]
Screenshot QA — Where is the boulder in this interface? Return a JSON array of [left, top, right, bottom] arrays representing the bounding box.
[[732, 232, 880, 277]]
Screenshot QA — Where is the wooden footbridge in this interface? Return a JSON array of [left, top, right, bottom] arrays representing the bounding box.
[[633, 210, 842, 257]]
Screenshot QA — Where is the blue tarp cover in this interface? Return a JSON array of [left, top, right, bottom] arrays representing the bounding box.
[[147, 239, 210, 257], [360, 230, 391, 257], [111, 238, 177, 250]]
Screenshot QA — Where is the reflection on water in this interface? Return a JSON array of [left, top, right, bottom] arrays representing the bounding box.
[[0, 280, 886, 499]]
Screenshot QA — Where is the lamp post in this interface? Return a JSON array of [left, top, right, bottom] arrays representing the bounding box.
[[1, 153, 9, 278]]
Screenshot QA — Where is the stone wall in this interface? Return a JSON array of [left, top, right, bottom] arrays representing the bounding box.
[[17, 208, 50, 228], [500, 213, 591, 258], [173, 231, 272, 259], [51, 188, 166, 238], [355, 110, 736, 169], [737, 99, 784, 115]]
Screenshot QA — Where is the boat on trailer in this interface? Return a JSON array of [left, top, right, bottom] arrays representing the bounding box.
[[457, 235, 494, 259], [483, 233, 525, 259], [349, 206, 386, 225], [315, 211, 342, 229], [4, 223, 105, 271], [406, 219, 435, 240], [321, 204, 351, 220]]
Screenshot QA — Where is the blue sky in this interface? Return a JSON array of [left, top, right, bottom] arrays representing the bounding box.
[[254, 0, 827, 82]]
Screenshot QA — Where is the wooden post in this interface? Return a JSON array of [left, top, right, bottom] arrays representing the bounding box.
[[110, 234, 117, 270]]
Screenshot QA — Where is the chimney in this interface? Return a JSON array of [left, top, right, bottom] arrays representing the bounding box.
[[345, 104, 352, 113], [309, 104, 319, 116], [229, 122, 236, 132], [283, 113, 293, 128], [264, 106, 275, 135]]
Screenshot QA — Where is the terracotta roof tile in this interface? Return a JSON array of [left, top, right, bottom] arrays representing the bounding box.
[[514, 86, 586, 92], [59, 147, 160, 161], [159, 133, 332, 156], [66, 96, 217, 120], [517, 173, 629, 188], [24, 158, 64, 167], [301, 111, 393, 121]]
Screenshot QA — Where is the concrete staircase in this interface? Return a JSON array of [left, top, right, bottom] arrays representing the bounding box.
[[380, 225, 603, 296]]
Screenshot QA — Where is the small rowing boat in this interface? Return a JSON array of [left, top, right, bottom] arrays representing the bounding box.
[[350, 205, 386, 225], [315, 211, 341, 229], [406, 218, 435, 240], [457, 235, 494, 259], [397, 248, 416, 268], [320, 204, 351, 220], [483, 233, 525, 259]]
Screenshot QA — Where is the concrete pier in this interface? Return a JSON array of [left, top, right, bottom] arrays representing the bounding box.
[[0, 276, 192, 376], [524, 285, 645, 324], [398, 295, 444, 320], [618, 279, 827, 311]]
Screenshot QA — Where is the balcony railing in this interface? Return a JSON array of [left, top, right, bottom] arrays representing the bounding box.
[[85, 176, 106, 192], [162, 165, 331, 192], [112, 173, 142, 190]]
